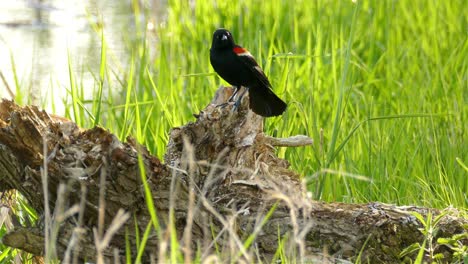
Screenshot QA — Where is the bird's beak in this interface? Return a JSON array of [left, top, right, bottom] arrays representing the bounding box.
[[221, 35, 228, 40]]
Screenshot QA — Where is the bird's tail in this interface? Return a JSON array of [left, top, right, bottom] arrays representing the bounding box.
[[248, 86, 287, 117]]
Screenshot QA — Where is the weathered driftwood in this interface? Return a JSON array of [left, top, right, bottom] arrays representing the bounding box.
[[0, 88, 466, 263]]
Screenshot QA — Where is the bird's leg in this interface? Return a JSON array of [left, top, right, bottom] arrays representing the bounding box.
[[233, 87, 249, 111], [227, 86, 240, 102], [217, 86, 239, 108]]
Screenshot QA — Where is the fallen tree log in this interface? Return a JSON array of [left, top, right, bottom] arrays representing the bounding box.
[[0, 88, 466, 263]]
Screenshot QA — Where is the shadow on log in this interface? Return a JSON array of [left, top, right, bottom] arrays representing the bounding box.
[[0, 87, 467, 263]]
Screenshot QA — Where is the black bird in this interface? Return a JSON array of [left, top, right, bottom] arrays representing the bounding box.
[[210, 28, 287, 117]]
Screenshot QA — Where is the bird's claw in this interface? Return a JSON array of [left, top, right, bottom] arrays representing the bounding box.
[[232, 99, 242, 112], [216, 102, 229, 109]]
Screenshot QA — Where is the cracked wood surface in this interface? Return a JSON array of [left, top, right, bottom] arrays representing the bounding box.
[[0, 90, 467, 263]]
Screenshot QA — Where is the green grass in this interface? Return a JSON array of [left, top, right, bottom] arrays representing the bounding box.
[[19, 0, 468, 208], [1, 0, 467, 262], [68, 0, 465, 208]]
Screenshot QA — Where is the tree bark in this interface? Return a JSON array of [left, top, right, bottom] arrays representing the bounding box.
[[0, 89, 466, 263]]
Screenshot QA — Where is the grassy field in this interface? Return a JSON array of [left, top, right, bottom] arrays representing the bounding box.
[[1, 0, 467, 262], [75, 0, 466, 208]]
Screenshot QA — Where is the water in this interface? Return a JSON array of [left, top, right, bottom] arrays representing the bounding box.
[[0, 0, 165, 114]]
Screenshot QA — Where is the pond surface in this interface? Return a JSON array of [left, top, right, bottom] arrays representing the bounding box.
[[0, 0, 165, 113]]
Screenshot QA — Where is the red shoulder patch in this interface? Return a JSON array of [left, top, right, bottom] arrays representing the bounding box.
[[233, 47, 252, 57], [233, 47, 248, 54]]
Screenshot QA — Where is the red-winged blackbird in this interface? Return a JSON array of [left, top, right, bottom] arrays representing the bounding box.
[[210, 28, 287, 117]]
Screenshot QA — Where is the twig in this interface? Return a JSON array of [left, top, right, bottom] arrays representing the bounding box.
[[263, 135, 313, 147]]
